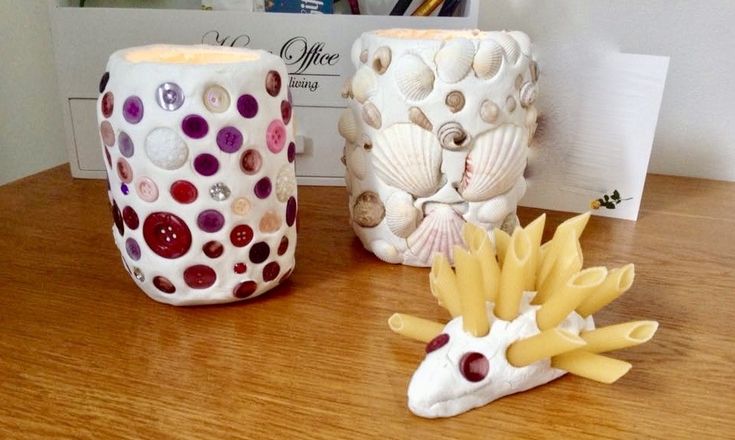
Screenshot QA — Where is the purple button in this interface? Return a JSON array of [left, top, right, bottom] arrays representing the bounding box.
[[286, 196, 297, 226], [99, 71, 110, 93], [287, 142, 296, 163], [121, 183, 130, 195], [254, 177, 272, 199], [123, 96, 144, 124], [118, 131, 134, 157], [125, 238, 141, 261], [281, 100, 292, 124], [216, 126, 243, 153], [182, 114, 209, 139], [197, 209, 225, 233], [193, 153, 219, 176], [237, 94, 258, 118], [249, 241, 270, 264]]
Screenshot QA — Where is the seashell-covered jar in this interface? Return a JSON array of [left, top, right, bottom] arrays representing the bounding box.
[[98, 44, 297, 305], [340, 29, 539, 266]]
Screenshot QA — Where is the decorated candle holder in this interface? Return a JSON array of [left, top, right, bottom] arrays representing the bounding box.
[[339, 29, 539, 266], [389, 212, 658, 418], [98, 45, 297, 306]]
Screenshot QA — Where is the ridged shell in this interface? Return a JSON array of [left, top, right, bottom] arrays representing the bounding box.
[[508, 31, 532, 56], [480, 100, 500, 123], [445, 91, 465, 113], [353, 191, 385, 228], [373, 124, 442, 197], [362, 102, 382, 129], [408, 107, 433, 131], [519, 81, 537, 107], [372, 46, 392, 74], [459, 124, 528, 202], [406, 204, 465, 266], [438, 122, 471, 150], [385, 190, 421, 238], [473, 39, 504, 79], [495, 33, 521, 65], [393, 54, 435, 101], [338, 109, 359, 143], [352, 66, 377, 103], [435, 38, 475, 83], [345, 144, 368, 180]]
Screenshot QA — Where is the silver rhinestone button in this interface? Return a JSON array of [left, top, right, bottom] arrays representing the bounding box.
[[209, 182, 231, 201], [156, 82, 185, 111], [133, 267, 145, 282]]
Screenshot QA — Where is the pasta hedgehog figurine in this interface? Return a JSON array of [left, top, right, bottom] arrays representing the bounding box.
[[388, 212, 658, 418]]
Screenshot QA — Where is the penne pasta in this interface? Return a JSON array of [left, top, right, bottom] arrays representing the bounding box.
[[388, 313, 445, 343], [463, 223, 500, 301], [430, 254, 462, 317], [454, 246, 490, 337], [507, 328, 587, 367], [538, 212, 591, 286], [523, 214, 546, 291], [580, 320, 659, 353], [532, 231, 583, 305], [576, 264, 635, 317], [493, 227, 511, 267], [551, 351, 632, 384], [536, 267, 608, 331], [494, 227, 532, 321]]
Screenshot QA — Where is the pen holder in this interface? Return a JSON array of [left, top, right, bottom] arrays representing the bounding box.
[[340, 29, 538, 266], [98, 44, 297, 305]]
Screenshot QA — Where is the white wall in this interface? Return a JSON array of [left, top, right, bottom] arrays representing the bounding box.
[[0, 0, 67, 185], [479, 0, 735, 182]]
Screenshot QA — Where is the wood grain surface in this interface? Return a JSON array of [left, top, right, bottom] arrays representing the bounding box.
[[1, 166, 733, 439]]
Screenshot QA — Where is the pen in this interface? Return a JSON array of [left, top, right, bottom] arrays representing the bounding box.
[[438, 0, 461, 16], [348, 0, 360, 14], [390, 0, 413, 16], [411, 0, 444, 16]]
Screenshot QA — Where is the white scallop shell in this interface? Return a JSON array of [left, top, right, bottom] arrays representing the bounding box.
[[435, 38, 475, 83], [473, 39, 504, 79], [372, 46, 392, 74], [459, 124, 528, 202], [409, 107, 433, 131], [406, 204, 465, 266], [393, 54, 435, 101], [345, 144, 368, 180], [495, 33, 521, 65], [338, 108, 360, 143], [362, 101, 382, 129], [385, 190, 421, 238], [438, 122, 471, 150], [508, 31, 532, 56], [373, 123, 443, 197], [519, 81, 538, 107], [480, 100, 500, 124], [352, 66, 378, 104]]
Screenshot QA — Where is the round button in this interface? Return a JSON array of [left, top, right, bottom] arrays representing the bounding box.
[[237, 94, 258, 118], [249, 242, 270, 264], [125, 238, 141, 261], [100, 121, 115, 147], [101, 92, 114, 118], [156, 82, 185, 111], [216, 126, 243, 153], [266, 70, 282, 97], [181, 114, 209, 139], [197, 209, 225, 233], [143, 212, 192, 259], [153, 276, 176, 294], [277, 236, 289, 255], [230, 224, 254, 247], [183, 265, 217, 289], [240, 149, 262, 175], [116, 158, 133, 183], [122, 206, 139, 229], [281, 100, 292, 124], [202, 240, 224, 258], [123, 96, 144, 124], [170, 180, 198, 204], [112, 201, 124, 235], [233, 280, 258, 299], [234, 262, 247, 274], [259, 210, 282, 233], [287, 142, 296, 163], [121, 183, 130, 195], [118, 131, 134, 157], [193, 153, 219, 176], [232, 197, 251, 216], [203, 85, 230, 113], [145, 127, 189, 170], [263, 262, 280, 282], [254, 177, 272, 199], [209, 182, 231, 201], [99, 71, 110, 93], [266, 120, 286, 153], [136, 177, 159, 202], [459, 352, 489, 382], [425, 333, 450, 353], [286, 196, 297, 226]]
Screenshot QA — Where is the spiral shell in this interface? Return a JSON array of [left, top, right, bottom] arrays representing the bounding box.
[[480, 100, 500, 124], [519, 81, 537, 107], [372, 46, 392, 74], [353, 191, 385, 228], [495, 33, 521, 66], [394, 54, 435, 101], [338, 108, 359, 143], [438, 122, 471, 150], [435, 38, 475, 83], [445, 91, 466, 113], [408, 107, 433, 131], [362, 101, 382, 129], [352, 66, 377, 104], [385, 190, 421, 238], [505, 96, 517, 113], [473, 39, 504, 79]]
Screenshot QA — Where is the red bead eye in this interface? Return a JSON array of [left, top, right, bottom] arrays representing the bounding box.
[[459, 352, 489, 382], [425, 333, 450, 353]]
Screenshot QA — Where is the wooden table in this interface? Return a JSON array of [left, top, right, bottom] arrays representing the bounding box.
[[1, 165, 733, 439]]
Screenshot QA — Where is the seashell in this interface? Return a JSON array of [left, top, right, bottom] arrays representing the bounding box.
[[438, 122, 471, 150], [445, 91, 465, 113], [515, 74, 523, 90], [352, 66, 377, 103], [409, 107, 433, 131], [406, 204, 465, 265], [345, 143, 368, 180], [360, 50, 368, 64], [508, 31, 532, 56], [519, 81, 537, 107], [340, 78, 353, 99], [362, 101, 382, 129], [351, 39, 364, 65], [353, 191, 385, 228], [373, 123, 443, 197], [525, 106, 538, 140], [495, 33, 521, 66], [360, 133, 373, 151], [435, 38, 475, 83], [371, 240, 403, 264], [473, 39, 504, 79], [480, 100, 500, 124], [530, 60, 540, 82], [459, 124, 528, 202], [338, 108, 360, 143], [505, 96, 517, 113], [372, 46, 392, 74], [393, 54, 435, 101], [385, 190, 421, 238]]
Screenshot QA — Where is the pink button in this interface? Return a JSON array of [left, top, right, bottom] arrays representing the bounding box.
[[266, 119, 286, 154], [116, 158, 133, 183], [136, 177, 159, 202]]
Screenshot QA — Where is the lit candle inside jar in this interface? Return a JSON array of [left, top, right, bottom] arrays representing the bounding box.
[[340, 29, 539, 266], [98, 44, 297, 305]]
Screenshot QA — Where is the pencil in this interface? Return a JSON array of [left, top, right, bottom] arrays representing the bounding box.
[[390, 0, 413, 16], [411, 0, 444, 16], [438, 0, 460, 16]]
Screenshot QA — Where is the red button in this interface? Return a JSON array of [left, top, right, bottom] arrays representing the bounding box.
[[112, 201, 124, 235], [153, 276, 176, 294], [122, 206, 139, 230], [230, 224, 254, 247], [170, 180, 198, 204], [234, 262, 247, 274], [143, 212, 192, 259], [183, 264, 217, 289], [233, 280, 258, 298], [262, 261, 280, 281]]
